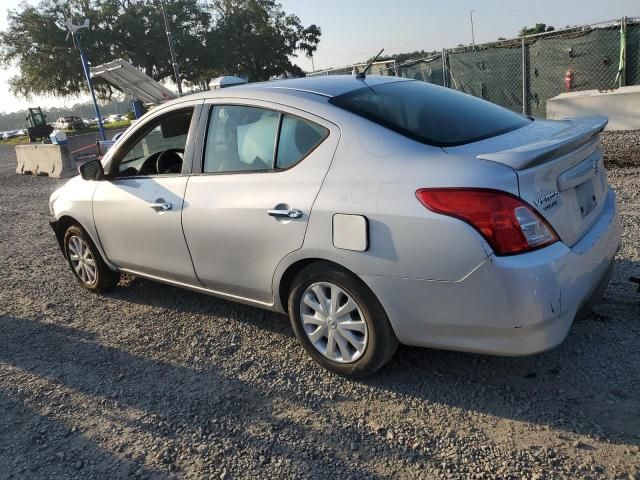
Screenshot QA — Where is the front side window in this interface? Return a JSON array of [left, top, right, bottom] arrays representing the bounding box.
[[276, 114, 328, 169], [116, 108, 193, 177], [203, 106, 279, 173], [329, 80, 530, 147]]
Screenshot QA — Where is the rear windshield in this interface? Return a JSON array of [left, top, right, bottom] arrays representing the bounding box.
[[329, 80, 531, 147]]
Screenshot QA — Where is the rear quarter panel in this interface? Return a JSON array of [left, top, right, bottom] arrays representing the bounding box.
[[275, 112, 521, 292]]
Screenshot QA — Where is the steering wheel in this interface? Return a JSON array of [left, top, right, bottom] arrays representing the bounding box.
[[139, 152, 162, 175], [119, 166, 139, 177], [156, 148, 184, 174]]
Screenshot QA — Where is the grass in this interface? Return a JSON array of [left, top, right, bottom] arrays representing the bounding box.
[[67, 120, 131, 134], [0, 120, 131, 146], [0, 136, 30, 146]]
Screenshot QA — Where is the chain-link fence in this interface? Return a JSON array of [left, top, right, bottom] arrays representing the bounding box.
[[625, 20, 640, 85], [524, 21, 623, 116], [446, 39, 524, 113], [308, 60, 396, 77], [309, 17, 640, 117], [397, 55, 444, 85]]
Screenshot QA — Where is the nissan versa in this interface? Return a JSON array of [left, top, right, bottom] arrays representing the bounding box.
[[49, 76, 621, 377]]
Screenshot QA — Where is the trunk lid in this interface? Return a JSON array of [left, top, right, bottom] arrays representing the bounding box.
[[443, 116, 608, 246]]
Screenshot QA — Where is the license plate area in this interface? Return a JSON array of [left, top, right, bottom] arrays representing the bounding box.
[[575, 179, 597, 218]]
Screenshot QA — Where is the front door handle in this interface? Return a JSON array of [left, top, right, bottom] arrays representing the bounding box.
[[150, 202, 172, 212], [267, 208, 303, 219]]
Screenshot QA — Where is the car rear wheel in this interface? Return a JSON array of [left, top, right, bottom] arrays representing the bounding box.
[[63, 225, 120, 292], [288, 263, 398, 378]]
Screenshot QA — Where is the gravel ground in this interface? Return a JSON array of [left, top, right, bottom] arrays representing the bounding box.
[[0, 132, 639, 480]]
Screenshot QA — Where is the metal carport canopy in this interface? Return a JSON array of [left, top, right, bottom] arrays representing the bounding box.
[[91, 59, 178, 105]]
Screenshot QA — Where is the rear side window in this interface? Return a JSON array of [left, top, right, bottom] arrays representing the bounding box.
[[329, 80, 530, 147], [276, 114, 328, 169], [204, 106, 279, 173], [203, 106, 328, 173]]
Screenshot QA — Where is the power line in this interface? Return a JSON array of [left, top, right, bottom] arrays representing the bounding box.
[[159, 0, 182, 96]]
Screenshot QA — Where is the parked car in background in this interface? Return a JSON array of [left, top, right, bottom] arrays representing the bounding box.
[[2, 129, 22, 139], [104, 114, 122, 124], [48, 76, 621, 378], [53, 116, 86, 130]]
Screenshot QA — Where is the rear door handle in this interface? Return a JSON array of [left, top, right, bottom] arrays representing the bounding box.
[[150, 202, 172, 212], [267, 208, 303, 219]]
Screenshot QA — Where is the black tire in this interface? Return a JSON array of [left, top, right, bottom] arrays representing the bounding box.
[[63, 225, 120, 293], [288, 262, 399, 378]]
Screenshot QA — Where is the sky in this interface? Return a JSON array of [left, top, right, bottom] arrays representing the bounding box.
[[0, 0, 639, 114]]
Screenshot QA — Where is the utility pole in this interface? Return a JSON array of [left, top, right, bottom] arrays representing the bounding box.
[[76, 37, 107, 140], [160, 0, 182, 96], [470, 10, 476, 50], [60, 18, 106, 141]]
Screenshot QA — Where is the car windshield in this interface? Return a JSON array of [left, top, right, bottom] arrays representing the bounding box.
[[329, 80, 531, 147]]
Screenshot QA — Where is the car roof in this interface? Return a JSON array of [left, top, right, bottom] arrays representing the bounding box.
[[176, 75, 410, 104]]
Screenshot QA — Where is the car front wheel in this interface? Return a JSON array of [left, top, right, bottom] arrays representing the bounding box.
[[288, 263, 398, 378], [63, 225, 120, 292]]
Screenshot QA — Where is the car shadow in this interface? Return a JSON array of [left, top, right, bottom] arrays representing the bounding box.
[[373, 258, 640, 446], [0, 315, 389, 478], [104, 259, 640, 449], [0, 389, 169, 479], [109, 275, 293, 337]]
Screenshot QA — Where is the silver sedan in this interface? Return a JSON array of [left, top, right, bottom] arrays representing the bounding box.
[[49, 76, 621, 377]]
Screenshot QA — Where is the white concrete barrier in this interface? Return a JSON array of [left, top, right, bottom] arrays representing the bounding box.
[[15, 144, 77, 178], [547, 85, 640, 131]]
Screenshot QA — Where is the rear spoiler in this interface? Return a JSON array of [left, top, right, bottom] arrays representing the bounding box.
[[477, 116, 608, 170]]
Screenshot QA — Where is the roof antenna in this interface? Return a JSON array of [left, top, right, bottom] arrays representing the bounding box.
[[356, 49, 384, 79]]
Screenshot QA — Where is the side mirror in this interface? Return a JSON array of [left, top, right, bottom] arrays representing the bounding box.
[[78, 159, 104, 181]]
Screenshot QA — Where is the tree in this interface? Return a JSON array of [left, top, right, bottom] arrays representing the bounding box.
[[0, 0, 321, 99], [99, 0, 211, 82], [206, 0, 321, 81], [0, 2, 105, 99], [0, 0, 211, 99], [518, 23, 555, 37]]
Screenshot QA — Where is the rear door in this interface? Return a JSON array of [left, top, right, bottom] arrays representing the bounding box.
[[182, 101, 339, 303]]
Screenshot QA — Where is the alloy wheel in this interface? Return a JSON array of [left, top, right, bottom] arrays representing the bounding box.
[[67, 235, 97, 285]]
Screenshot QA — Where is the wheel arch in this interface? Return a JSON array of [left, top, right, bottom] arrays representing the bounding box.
[[52, 215, 117, 271], [276, 257, 382, 316], [51, 215, 84, 257]]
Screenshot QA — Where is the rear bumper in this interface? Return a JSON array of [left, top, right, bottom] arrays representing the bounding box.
[[361, 188, 621, 356]]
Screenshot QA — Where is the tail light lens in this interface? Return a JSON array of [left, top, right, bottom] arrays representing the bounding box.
[[416, 188, 559, 255]]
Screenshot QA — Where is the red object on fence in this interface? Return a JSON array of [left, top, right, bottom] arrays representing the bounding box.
[[564, 69, 573, 92]]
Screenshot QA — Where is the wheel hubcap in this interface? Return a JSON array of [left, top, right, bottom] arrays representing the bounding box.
[[299, 282, 368, 363], [68, 235, 97, 285]]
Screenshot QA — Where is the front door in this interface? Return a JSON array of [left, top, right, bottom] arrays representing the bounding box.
[[93, 106, 198, 283], [182, 103, 339, 303]]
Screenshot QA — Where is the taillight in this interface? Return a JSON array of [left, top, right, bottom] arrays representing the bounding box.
[[415, 188, 559, 255]]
